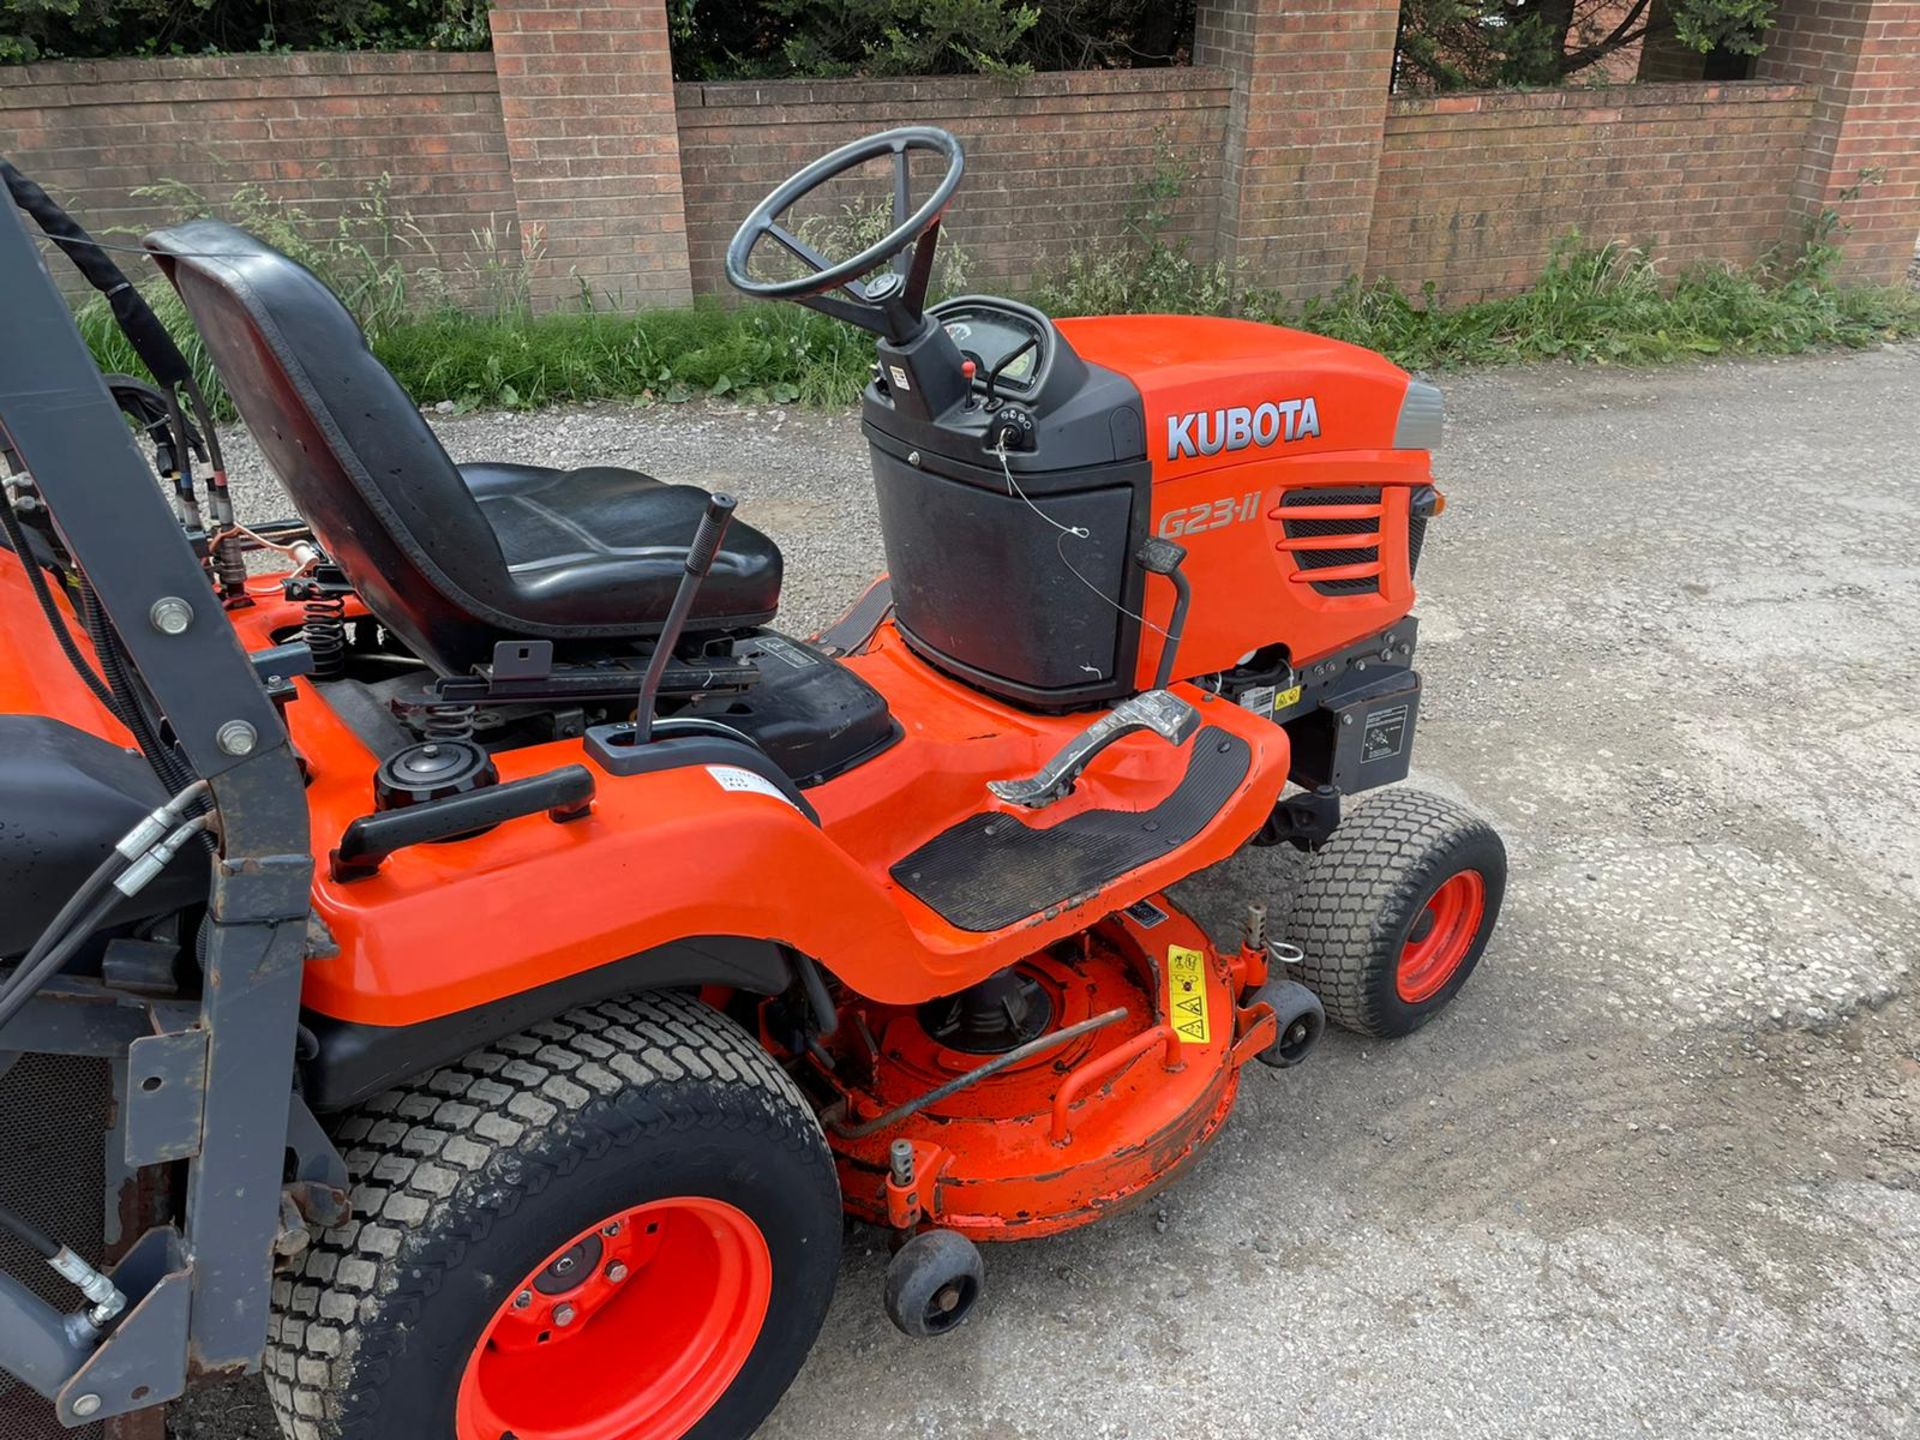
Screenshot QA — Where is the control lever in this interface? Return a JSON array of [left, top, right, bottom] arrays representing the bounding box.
[[987, 690, 1200, 810], [1134, 537, 1191, 689], [633, 493, 735, 744]]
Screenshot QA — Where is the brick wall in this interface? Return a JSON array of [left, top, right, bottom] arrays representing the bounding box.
[[1756, 0, 1920, 285], [1197, 0, 1401, 299], [1, 0, 1910, 315], [673, 70, 1230, 300], [489, 0, 691, 309], [0, 52, 517, 304], [1367, 82, 1816, 301]]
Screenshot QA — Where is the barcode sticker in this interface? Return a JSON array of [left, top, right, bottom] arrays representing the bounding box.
[[706, 765, 798, 810]]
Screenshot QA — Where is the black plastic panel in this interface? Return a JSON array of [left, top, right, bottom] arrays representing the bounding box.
[[873, 452, 1142, 698], [0, 718, 206, 959], [891, 726, 1250, 931], [681, 632, 897, 786]]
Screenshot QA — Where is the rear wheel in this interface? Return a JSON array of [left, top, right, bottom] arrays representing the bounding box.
[[1285, 788, 1506, 1038], [266, 993, 840, 1440]]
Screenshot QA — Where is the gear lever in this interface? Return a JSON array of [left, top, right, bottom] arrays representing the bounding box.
[[633, 493, 735, 744]]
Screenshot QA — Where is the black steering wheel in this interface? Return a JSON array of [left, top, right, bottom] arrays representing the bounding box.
[[724, 126, 965, 331]]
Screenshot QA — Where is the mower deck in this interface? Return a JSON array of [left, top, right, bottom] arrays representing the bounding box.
[[819, 896, 1277, 1240]]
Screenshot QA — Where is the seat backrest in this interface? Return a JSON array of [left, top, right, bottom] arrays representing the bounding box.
[[145, 220, 513, 673]]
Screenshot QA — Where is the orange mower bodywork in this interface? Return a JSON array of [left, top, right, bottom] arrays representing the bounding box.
[[0, 126, 1507, 1440]]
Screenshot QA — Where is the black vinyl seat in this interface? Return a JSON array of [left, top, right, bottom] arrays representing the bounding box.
[[145, 220, 781, 675]]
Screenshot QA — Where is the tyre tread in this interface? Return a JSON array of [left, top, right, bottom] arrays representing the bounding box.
[[264, 991, 829, 1440], [1286, 789, 1502, 1038]]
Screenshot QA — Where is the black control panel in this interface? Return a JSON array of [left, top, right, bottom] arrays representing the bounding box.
[[937, 301, 1047, 396], [859, 293, 1156, 710]]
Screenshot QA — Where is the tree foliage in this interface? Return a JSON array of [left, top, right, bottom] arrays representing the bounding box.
[[1393, 0, 1775, 91], [1, 0, 490, 64], [668, 0, 1194, 80]]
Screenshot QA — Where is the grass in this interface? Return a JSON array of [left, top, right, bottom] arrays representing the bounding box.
[[73, 178, 1920, 416]]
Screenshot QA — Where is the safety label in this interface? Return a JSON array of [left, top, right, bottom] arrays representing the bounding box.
[[706, 765, 798, 810], [1270, 683, 1304, 713], [1361, 704, 1409, 763], [1126, 898, 1169, 929], [1166, 945, 1212, 1044]]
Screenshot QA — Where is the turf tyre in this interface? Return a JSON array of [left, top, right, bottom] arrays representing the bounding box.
[[262, 991, 840, 1440], [1286, 788, 1505, 1039]]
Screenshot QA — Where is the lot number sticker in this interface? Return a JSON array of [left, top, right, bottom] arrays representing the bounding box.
[[1166, 945, 1211, 1044]]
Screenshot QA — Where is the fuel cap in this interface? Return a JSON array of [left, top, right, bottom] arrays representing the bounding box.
[[374, 738, 497, 810]]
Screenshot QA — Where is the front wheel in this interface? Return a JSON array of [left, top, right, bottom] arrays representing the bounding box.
[[1285, 788, 1506, 1038], [266, 993, 842, 1440]]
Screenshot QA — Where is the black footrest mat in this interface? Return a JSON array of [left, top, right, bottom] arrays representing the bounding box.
[[891, 726, 1252, 932]]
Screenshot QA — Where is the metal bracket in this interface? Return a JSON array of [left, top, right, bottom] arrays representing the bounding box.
[[54, 1228, 191, 1426], [124, 1026, 209, 1167], [1253, 785, 1343, 853], [987, 689, 1200, 809]]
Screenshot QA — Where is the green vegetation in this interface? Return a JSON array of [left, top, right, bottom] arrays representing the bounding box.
[[2, 0, 1193, 74], [73, 173, 1920, 417], [1, 0, 487, 64], [1393, 0, 1775, 92], [669, 0, 1193, 80]]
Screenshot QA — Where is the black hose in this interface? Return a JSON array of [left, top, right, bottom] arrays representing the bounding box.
[[1, 157, 194, 391], [0, 884, 125, 1036], [0, 494, 123, 718], [80, 582, 189, 795], [0, 1199, 59, 1261]]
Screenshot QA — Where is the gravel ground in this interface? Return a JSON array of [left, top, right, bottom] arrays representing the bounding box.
[[174, 345, 1920, 1440]]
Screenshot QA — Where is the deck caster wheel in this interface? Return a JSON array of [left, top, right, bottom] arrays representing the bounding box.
[[1250, 979, 1325, 1067], [1286, 788, 1506, 1038], [884, 1229, 984, 1338]]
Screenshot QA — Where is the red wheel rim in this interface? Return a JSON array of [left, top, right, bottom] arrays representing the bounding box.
[[1396, 870, 1486, 1003], [455, 1197, 771, 1440]]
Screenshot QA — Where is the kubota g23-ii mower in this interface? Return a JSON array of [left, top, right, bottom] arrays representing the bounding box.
[[0, 128, 1505, 1440]]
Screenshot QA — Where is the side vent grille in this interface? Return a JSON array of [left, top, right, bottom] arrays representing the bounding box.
[[1275, 487, 1383, 596]]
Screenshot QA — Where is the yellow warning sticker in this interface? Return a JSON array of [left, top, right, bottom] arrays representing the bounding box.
[[1271, 684, 1303, 713], [1166, 945, 1212, 1044]]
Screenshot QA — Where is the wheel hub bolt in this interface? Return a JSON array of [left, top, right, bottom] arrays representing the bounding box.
[[602, 1222, 621, 1237], [513, 1290, 532, 1310], [553, 1256, 576, 1275], [606, 1262, 629, 1283], [553, 1304, 578, 1327]]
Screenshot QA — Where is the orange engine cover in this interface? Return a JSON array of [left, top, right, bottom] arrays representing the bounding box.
[[1057, 315, 1435, 687]]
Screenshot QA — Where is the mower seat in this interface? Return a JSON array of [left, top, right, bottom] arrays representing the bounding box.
[[144, 220, 781, 675]]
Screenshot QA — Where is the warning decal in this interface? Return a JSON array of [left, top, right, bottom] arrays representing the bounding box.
[[1166, 945, 1212, 1045]]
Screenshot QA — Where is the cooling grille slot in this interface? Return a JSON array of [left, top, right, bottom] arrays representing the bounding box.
[[1275, 487, 1384, 596]]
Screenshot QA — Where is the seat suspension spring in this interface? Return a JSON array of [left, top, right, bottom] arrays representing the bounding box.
[[302, 594, 347, 681], [423, 703, 477, 741]]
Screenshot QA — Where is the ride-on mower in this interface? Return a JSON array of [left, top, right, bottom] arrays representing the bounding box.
[[0, 127, 1505, 1439]]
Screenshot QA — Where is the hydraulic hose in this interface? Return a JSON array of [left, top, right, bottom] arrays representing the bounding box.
[[0, 809, 211, 1036], [0, 1199, 59, 1260], [0, 1200, 126, 1326], [0, 490, 123, 718], [1, 157, 194, 392], [79, 581, 200, 798]]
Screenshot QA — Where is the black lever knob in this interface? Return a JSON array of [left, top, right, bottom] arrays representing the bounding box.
[[686, 493, 736, 576]]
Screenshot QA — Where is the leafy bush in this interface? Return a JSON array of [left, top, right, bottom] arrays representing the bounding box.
[[774, 0, 1039, 78], [666, 0, 1193, 80], [1394, 0, 1775, 92], [1, 0, 488, 64]]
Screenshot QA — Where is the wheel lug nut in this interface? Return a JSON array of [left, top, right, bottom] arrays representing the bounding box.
[[606, 1262, 628, 1283], [513, 1290, 532, 1310], [601, 1222, 621, 1237], [553, 1304, 577, 1327]]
